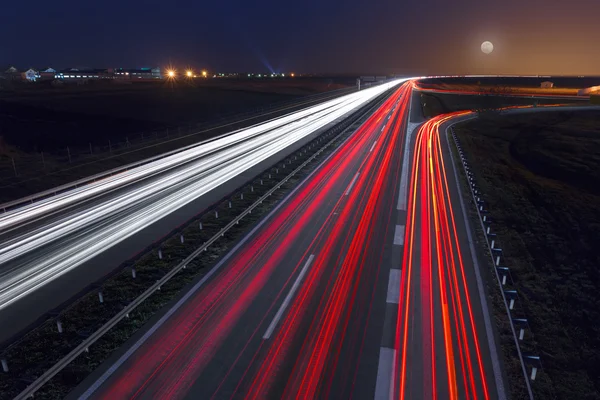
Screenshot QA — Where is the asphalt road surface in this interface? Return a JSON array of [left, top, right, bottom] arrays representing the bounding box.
[[393, 111, 505, 400], [72, 82, 507, 399]]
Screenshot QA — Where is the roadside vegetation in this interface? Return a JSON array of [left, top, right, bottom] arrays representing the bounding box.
[[449, 137, 533, 400], [454, 109, 600, 400]]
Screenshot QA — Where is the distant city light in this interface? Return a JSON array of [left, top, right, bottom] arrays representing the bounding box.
[[291, 73, 295, 77], [202, 70, 207, 77], [186, 70, 193, 77], [167, 70, 175, 78]]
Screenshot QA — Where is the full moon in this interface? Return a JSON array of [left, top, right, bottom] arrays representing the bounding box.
[[481, 41, 494, 54]]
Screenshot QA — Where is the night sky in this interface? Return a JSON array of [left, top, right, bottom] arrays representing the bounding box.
[[2, 0, 599, 75]]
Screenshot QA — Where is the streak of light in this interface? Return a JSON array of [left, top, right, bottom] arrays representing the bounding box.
[[396, 110, 493, 400], [93, 83, 410, 400], [0, 79, 410, 311]]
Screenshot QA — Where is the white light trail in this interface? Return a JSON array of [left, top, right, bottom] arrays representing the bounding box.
[[0, 79, 410, 310]]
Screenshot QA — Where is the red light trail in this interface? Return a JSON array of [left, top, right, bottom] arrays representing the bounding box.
[[395, 111, 493, 400], [88, 83, 414, 400], [81, 82, 518, 400]]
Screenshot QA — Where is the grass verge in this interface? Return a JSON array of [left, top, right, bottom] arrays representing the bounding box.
[[448, 126, 536, 400]]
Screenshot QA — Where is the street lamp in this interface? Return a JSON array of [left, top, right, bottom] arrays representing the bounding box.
[[186, 70, 193, 78], [202, 70, 207, 78], [167, 70, 175, 78]]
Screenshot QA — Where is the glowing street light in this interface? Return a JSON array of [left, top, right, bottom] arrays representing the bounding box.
[[202, 70, 207, 78], [167, 70, 176, 78], [186, 70, 193, 78]]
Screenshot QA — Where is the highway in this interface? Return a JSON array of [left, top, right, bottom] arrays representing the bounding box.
[[72, 82, 506, 399], [0, 80, 405, 343]]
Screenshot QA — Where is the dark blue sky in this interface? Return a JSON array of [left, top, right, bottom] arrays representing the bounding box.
[[2, 0, 599, 74]]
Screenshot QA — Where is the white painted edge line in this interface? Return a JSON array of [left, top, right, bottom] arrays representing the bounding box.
[[370, 141, 378, 153], [345, 172, 360, 196], [382, 124, 386, 131], [397, 89, 419, 211], [386, 269, 401, 304], [393, 224, 405, 246], [374, 347, 397, 400], [445, 121, 507, 400], [263, 254, 315, 339]]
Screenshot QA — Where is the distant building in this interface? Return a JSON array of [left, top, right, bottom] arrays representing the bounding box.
[[22, 68, 39, 82], [39, 67, 57, 80], [3, 66, 21, 80], [114, 68, 147, 79], [114, 67, 161, 80], [540, 81, 554, 88], [28, 66, 163, 82], [57, 68, 111, 80]]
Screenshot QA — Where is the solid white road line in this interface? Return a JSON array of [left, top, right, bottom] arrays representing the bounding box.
[[374, 347, 397, 400], [397, 89, 419, 211], [263, 254, 315, 339], [382, 124, 386, 131], [345, 172, 360, 196], [393, 224, 405, 246], [397, 121, 420, 211], [386, 269, 401, 304], [370, 141, 378, 153]]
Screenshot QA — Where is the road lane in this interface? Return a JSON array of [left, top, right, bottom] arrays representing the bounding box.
[[74, 83, 413, 400], [394, 112, 503, 400], [244, 89, 409, 400]]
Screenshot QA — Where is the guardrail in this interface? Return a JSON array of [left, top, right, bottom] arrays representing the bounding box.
[[449, 124, 538, 399], [10, 86, 392, 400]]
